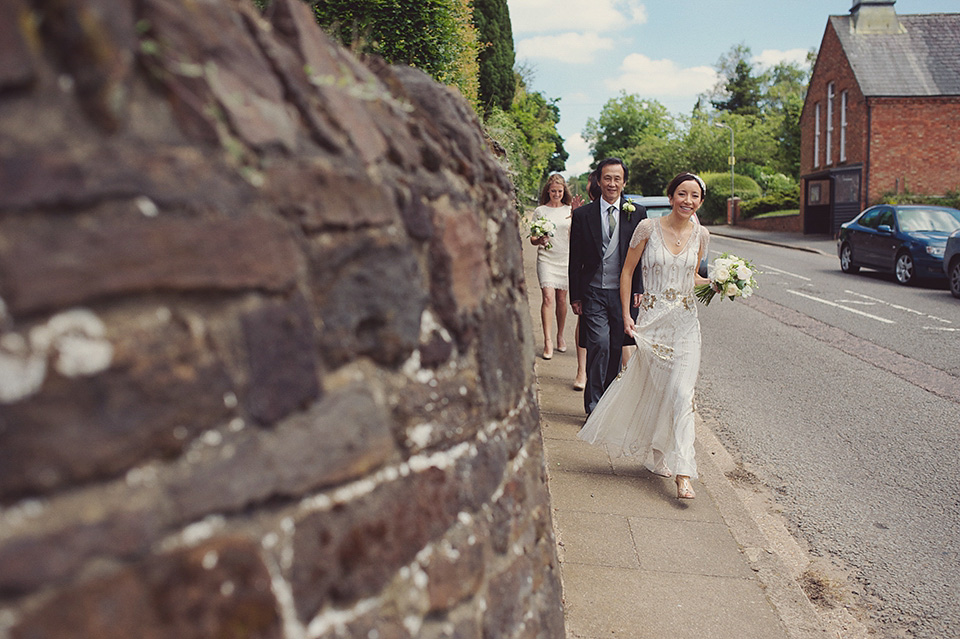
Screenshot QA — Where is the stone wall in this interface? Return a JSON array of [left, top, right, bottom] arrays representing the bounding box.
[[0, 0, 564, 637]]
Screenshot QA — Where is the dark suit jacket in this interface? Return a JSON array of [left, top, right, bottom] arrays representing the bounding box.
[[568, 196, 646, 306]]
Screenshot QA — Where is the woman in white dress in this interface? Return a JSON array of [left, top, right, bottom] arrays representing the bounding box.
[[530, 174, 573, 360], [578, 173, 711, 499]]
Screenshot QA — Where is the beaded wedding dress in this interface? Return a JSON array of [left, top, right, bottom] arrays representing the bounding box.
[[577, 217, 709, 479]]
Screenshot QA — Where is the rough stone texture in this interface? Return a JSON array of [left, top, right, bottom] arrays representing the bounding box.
[[0, 0, 564, 636]]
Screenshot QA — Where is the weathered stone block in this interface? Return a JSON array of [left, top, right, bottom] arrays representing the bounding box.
[[10, 537, 281, 639], [481, 556, 534, 639], [392, 375, 482, 452], [0, 213, 299, 315], [0, 0, 36, 90], [309, 237, 426, 367], [290, 466, 461, 618], [170, 385, 395, 521], [0, 312, 233, 501], [425, 525, 486, 612], [0, 507, 160, 596], [241, 294, 319, 425], [263, 159, 399, 232], [477, 302, 526, 418]]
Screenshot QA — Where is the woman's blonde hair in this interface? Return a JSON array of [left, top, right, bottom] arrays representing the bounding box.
[[538, 173, 572, 205]]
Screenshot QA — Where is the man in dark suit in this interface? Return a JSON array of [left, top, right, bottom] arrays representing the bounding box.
[[568, 157, 645, 415]]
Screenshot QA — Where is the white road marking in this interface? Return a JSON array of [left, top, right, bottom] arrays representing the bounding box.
[[923, 326, 960, 332], [845, 290, 953, 324], [759, 264, 812, 281], [787, 290, 896, 323]]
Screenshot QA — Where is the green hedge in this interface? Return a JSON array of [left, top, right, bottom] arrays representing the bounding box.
[[739, 186, 800, 218], [878, 187, 960, 209], [700, 172, 761, 224]]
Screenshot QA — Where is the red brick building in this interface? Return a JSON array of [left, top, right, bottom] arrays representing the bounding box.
[[799, 0, 960, 235]]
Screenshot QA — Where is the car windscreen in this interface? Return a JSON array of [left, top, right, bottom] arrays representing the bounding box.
[[897, 209, 960, 233]]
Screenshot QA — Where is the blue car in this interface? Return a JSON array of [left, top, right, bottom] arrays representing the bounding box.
[[837, 205, 960, 285], [944, 229, 960, 299]]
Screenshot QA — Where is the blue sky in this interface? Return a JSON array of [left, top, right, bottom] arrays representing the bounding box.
[[505, 0, 959, 177]]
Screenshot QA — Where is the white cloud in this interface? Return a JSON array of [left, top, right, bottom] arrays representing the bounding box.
[[508, 0, 648, 34], [516, 33, 614, 64], [606, 54, 718, 98], [753, 48, 811, 70], [561, 134, 593, 178]]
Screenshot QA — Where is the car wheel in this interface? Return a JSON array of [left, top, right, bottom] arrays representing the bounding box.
[[840, 243, 859, 273], [950, 258, 960, 299], [895, 251, 915, 285]]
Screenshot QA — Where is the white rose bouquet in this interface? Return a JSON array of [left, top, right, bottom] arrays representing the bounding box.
[[695, 252, 759, 306], [529, 217, 557, 250]]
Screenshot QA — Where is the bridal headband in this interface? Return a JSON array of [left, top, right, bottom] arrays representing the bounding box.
[[683, 173, 706, 194]]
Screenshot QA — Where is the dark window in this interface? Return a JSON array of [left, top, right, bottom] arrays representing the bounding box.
[[877, 209, 894, 228], [859, 209, 880, 229]]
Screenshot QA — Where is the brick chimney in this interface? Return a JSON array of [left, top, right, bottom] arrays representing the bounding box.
[[850, 0, 905, 34]]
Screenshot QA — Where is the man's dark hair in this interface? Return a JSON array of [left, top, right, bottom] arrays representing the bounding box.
[[595, 157, 629, 186]]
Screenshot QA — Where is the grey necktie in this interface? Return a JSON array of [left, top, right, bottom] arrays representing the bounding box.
[[607, 205, 617, 235]]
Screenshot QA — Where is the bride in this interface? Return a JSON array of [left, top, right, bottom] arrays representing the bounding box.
[[577, 172, 711, 499]]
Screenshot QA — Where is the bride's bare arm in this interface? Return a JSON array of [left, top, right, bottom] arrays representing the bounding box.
[[620, 240, 645, 336]]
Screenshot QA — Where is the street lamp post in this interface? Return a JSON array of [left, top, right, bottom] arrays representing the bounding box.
[[714, 122, 735, 201]]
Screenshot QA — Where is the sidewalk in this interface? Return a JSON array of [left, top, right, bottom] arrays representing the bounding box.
[[523, 230, 830, 639], [708, 226, 836, 257]]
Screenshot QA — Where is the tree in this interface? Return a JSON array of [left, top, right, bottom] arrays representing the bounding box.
[[583, 93, 676, 164], [712, 59, 763, 116], [311, 0, 480, 107], [486, 71, 568, 202], [472, 0, 515, 114]]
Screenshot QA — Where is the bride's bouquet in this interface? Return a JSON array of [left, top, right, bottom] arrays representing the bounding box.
[[695, 253, 759, 305], [529, 217, 557, 249]]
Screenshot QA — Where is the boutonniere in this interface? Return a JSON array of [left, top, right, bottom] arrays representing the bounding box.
[[622, 201, 636, 222]]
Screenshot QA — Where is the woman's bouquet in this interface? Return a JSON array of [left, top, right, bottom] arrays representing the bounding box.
[[695, 253, 759, 305], [529, 217, 557, 249]]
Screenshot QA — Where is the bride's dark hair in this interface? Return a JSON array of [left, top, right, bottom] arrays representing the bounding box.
[[666, 172, 705, 198]]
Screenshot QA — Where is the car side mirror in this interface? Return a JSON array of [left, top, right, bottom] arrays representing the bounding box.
[[878, 224, 892, 234]]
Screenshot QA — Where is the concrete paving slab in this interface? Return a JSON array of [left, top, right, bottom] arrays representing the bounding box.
[[627, 516, 755, 579], [548, 467, 722, 523], [562, 564, 791, 639], [543, 437, 614, 475], [553, 510, 639, 569], [540, 413, 585, 442]]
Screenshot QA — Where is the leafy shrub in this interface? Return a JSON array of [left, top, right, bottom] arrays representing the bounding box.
[[311, 0, 480, 109], [739, 186, 800, 218], [878, 187, 960, 210], [699, 172, 761, 224]]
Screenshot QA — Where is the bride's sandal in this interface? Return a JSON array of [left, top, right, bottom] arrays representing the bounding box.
[[675, 476, 696, 500]]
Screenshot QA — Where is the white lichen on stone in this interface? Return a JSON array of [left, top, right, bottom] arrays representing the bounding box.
[[402, 615, 422, 636], [135, 196, 159, 217], [125, 464, 159, 487], [0, 499, 46, 530], [0, 335, 47, 403], [201, 430, 223, 447], [406, 422, 435, 449], [304, 597, 379, 639], [6, 308, 115, 387]]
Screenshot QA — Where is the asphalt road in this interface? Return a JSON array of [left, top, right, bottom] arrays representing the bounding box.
[[697, 235, 960, 639]]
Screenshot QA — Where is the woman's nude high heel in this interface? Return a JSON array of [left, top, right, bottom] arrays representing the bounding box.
[[675, 476, 695, 499]]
